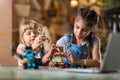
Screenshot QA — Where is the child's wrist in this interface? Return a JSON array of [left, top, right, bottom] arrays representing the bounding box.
[[74, 59, 77, 64], [19, 58, 27, 64], [48, 52, 53, 56], [31, 46, 35, 51], [32, 46, 38, 51]]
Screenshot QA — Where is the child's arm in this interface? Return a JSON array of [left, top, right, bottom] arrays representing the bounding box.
[[16, 48, 24, 55], [42, 44, 54, 64], [16, 48, 27, 64], [63, 44, 101, 68], [42, 51, 52, 64]]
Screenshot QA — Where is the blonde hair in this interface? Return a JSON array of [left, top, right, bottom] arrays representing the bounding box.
[[19, 20, 42, 44]]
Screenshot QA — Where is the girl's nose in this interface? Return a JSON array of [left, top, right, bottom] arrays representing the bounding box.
[[78, 29, 82, 35], [31, 32, 35, 37]]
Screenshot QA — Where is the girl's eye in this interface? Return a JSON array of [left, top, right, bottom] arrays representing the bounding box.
[[35, 31, 42, 35], [75, 25, 79, 29], [75, 25, 89, 32], [25, 32, 31, 35], [82, 29, 88, 32]]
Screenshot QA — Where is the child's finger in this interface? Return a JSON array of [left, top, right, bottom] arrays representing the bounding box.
[[63, 50, 72, 57]]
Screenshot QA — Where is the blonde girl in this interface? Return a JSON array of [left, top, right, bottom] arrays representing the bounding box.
[[17, 20, 46, 66]]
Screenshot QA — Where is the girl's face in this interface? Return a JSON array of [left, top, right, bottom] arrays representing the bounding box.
[[74, 19, 92, 40], [23, 29, 41, 46]]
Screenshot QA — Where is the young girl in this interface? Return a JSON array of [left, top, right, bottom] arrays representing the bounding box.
[[42, 7, 101, 68], [16, 19, 48, 68]]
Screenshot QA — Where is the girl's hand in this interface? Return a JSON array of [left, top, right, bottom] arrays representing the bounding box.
[[63, 49, 76, 63], [48, 44, 57, 54], [49, 44, 63, 56], [45, 44, 57, 59], [19, 58, 27, 64], [53, 45, 63, 56], [32, 35, 45, 50], [49, 61, 55, 67]]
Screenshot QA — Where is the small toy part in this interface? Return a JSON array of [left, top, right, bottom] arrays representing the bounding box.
[[42, 32, 50, 43], [23, 47, 38, 69], [51, 53, 70, 68]]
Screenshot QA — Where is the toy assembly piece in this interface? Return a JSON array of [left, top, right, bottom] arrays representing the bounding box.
[[23, 47, 38, 69], [42, 32, 50, 43], [50, 50, 70, 68], [52, 56, 63, 63], [10, 45, 38, 69]]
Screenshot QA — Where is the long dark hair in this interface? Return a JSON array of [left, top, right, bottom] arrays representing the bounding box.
[[75, 7, 99, 27], [73, 7, 99, 48]]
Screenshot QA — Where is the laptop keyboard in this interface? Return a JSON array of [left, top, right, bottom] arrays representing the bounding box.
[[63, 68, 101, 73]]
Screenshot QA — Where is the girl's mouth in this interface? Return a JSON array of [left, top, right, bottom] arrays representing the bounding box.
[[30, 38, 35, 41]]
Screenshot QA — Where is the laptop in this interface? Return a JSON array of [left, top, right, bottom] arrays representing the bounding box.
[[63, 32, 120, 73]]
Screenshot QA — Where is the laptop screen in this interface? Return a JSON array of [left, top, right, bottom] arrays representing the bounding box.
[[101, 32, 120, 72]]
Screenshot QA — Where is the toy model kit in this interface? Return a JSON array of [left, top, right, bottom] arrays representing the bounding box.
[[10, 46, 38, 69]]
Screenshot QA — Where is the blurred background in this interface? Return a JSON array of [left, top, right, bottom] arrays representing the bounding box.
[[0, 0, 120, 65]]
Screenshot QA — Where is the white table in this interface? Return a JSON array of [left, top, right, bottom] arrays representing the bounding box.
[[0, 66, 120, 80]]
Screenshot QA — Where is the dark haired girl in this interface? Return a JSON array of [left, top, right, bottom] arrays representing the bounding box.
[[43, 8, 101, 68]]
